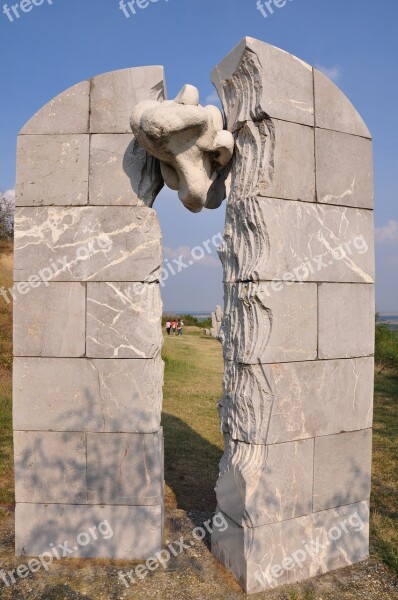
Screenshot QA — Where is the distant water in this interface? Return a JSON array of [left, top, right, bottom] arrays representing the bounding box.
[[377, 314, 398, 331]]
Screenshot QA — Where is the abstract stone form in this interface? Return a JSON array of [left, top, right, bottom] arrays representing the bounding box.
[[211, 305, 223, 340], [13, 38, 375, 594], [130, 84, 235, 213]]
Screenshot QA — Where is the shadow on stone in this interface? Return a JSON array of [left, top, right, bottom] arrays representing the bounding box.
[[123, 138, 163, 207]]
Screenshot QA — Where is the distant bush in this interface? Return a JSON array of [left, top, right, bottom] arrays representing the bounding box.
[[198, 317, 212, 329], [375, 322, 398, 374], [0, 192, 14, 240]]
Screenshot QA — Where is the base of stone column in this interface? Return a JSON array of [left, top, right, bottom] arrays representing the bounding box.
[[15, 502, 163, 560], [212, 502, 369, 594]]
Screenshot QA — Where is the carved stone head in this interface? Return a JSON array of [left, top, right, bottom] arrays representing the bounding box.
[[130, 85, 235, 213]]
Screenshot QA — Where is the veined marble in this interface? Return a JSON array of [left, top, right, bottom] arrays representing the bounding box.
[[14, 206, 162, 283]]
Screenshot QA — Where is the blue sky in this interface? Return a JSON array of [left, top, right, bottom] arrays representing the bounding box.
[[1, 0, 397, 311]]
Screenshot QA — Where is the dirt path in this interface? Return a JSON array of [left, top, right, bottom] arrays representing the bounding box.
[[0, 507, 397, 600]]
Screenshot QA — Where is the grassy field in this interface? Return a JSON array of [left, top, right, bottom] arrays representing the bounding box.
[[371, 371, 398, 572], [0, 242, 397, 591], [162, 329, 224, 511]]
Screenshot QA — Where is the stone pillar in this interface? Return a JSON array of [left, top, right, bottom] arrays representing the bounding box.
[[211, 38, 375, 593], [13, 67, 166, 559]]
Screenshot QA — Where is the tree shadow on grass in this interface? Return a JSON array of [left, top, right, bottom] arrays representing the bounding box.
[[38, 584, 93, 600], [161, 413, 223, 512]]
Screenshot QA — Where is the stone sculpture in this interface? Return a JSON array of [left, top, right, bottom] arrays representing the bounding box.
[[210, 305, 223, 340], [13, 67, 167, 560], [13, 37, 374, 595], [130, 84, 235, 212], [211, 37, 374, 594]]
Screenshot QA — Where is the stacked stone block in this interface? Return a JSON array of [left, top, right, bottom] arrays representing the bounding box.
[[13, 67, 166, 559], [211, 38, 375, 593]]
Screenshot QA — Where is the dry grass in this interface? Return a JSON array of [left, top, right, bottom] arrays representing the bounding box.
[[371, 369, 398, 573], [0, 240, 13, 506], [0, 240, 13, 371]]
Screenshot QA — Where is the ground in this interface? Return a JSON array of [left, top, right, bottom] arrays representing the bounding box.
[[0, 242, 397, 599]]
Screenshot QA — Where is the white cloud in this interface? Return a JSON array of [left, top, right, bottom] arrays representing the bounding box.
[[376, 220, 398, 242], [315, 64, 342, 83], [164, 244, 220, 268], [164, 245, 194, 260], [205, 92, 221, 105]]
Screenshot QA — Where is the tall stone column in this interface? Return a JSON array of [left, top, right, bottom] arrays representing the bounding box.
[[211, 38, 375, 593], [13, 67, 166, 558]]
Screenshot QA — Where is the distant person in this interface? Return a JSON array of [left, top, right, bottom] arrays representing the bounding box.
[[166, 320, 171, 335], [171, 320, 177, 335], [177, 319, 184, 336]]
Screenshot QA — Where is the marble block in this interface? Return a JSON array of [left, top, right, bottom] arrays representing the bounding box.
[[257, 120, 315, 202], [318, 283, 375, 359], [223, 282, 317, 364], [316, 129, 374, 209], [212, 37, 314, 129], [89, 134, 163, 206], [221, 197, 374, 283], [314, 69, 371, 138], [230, 119, 315, 202], [19, 81, 90, 135], [90, 66, 165, 133], [86, 282, 162, 359], [268, 358, 374, 443], [13, 206, 162, 282], [15, 134, 89, 206], [87, 432, 163, 505], [13, 282, 85, 358], [219, 357, 374, 445], [15, 503, 162, 559], [13, 357, 164, 433], [313, 430, 372, 512], [14, 431, 86, 504], [212, 501, 369, 594], [215, 437, 313, 527]]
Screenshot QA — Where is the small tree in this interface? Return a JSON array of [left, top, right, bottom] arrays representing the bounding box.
[[0, 191, 14, 240]]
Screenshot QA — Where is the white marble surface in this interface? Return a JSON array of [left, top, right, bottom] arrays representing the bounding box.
[[14, 206, 162, 282]]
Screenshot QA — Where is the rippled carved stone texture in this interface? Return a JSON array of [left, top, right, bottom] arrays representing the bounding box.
[[130, 84, 235, 213], [211, 37, 375, 594]]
